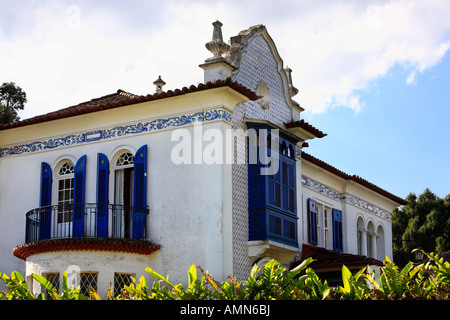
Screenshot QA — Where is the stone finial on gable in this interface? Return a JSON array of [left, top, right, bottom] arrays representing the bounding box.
[[199, 20, 236, 83], [205, 20, 230, 60]]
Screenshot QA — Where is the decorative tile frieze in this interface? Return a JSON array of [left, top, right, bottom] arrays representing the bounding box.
[[0, 108, 232, 158], [301, 176, 342, 201], [301, 176, 392, 221], [342, 194, 392, 221]]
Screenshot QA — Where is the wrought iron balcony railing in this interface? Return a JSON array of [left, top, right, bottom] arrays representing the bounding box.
[[25, 203, 149, 243]]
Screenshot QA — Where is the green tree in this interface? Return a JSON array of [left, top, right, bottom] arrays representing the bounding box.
[[393, 188, 450, 266], [0, 82, 27, 125]]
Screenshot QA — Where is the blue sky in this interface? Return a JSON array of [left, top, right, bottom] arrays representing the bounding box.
[[0, 0, 449, 200], [306, 54, 450, 199]]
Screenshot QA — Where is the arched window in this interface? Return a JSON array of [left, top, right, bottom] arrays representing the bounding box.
[[367, 221, 376, 258], [113, 151, 135, 238], [114, 152, 134, 206], [116, 152, 134, 167], [57, 161, 75, 223], [376, 225, 385, 261], [280, 140, 287, 155], [357, 216, 365, 256]]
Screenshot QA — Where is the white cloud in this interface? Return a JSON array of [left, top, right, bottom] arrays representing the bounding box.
[[0, 1, 238, 119], [1, 0, 449, 120], [271, 0, 450, 115], [406, 71, 417, 85]]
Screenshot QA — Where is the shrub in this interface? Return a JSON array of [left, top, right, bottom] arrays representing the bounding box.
[[1, 250, 449, 300]]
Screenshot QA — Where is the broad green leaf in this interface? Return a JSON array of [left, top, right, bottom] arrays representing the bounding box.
[[145, 267, 176, 288], [139, 275, 147, 291], [62, 270, 69, 298], [249, 264, 260, 280], [11, 271, 25, 283], [289, 257, 314, 278], [32, 273, 57, 295], [341, 265, 352, 294], [188, 264, 197, 289]]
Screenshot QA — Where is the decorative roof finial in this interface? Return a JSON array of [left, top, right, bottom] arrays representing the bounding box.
[[205, 20, 230, 61], [153, 75, 166, 94], [199, 21, 235, 83]]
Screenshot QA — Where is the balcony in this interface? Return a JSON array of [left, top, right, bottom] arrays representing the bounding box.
[[13, 203, 159, 260]]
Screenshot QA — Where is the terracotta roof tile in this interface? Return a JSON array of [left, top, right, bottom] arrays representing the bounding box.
[[13, 238, 160, 260], [285, 119, 327, 138], [301, 151, 407, 205], [0, 78, 258, 131], [298, 244, 384, 270]]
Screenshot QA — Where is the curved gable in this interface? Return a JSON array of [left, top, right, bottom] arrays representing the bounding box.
[[229, 25, 302, 127]]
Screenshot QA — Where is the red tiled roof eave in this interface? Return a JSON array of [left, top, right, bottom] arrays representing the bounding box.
[[299, 244, 384, 270], [285, 119, 327, 138], [301, 151, 408, 205], [12, 238, 161, 260], [0, 78, 258, 131]]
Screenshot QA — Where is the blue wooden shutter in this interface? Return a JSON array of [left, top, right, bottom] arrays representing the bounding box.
[[288, 163, 295, 212], [281, 161, 296, 213], [332, 208, 343, 252], [269, 164, 281, 207], [282, 161, 289, 210], [72, 155, 86, 238], [308, 198, 318, 245], [132, 145, 147, 239], [96, 153, 109, 237], [39, 162, 52, 240]]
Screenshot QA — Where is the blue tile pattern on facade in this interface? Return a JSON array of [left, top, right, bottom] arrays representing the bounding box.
[[301, 176, 392, 221], [230, 32, 296, 279], [0, 108, 231, 158]]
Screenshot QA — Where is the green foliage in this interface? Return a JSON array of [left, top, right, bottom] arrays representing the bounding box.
[[0, 271, 39, 300], [0, 82, 27, 124], [31, 271, 89, 300], [1, 250, 449, 300], [392, 189, 450, 267]]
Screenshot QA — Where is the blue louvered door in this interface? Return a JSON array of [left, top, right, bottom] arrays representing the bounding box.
[[308, 198, 318, 245], [72, 155, 86, 238], [132, 145, 147, 239], [96, 153, 109, 237], [39, 162, 52, 240], [332, 208, 343, 252]]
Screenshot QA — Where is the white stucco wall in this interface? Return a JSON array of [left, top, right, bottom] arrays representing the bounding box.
[[26, 251, 156, 297], [301, 159, 398, 261], [0, 88, 244, 292]]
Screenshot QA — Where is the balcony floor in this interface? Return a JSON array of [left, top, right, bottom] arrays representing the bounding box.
[[13, 237, 160, 260]]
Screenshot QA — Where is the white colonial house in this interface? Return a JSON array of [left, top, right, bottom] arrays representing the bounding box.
[[0, 21, 406, 296]]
